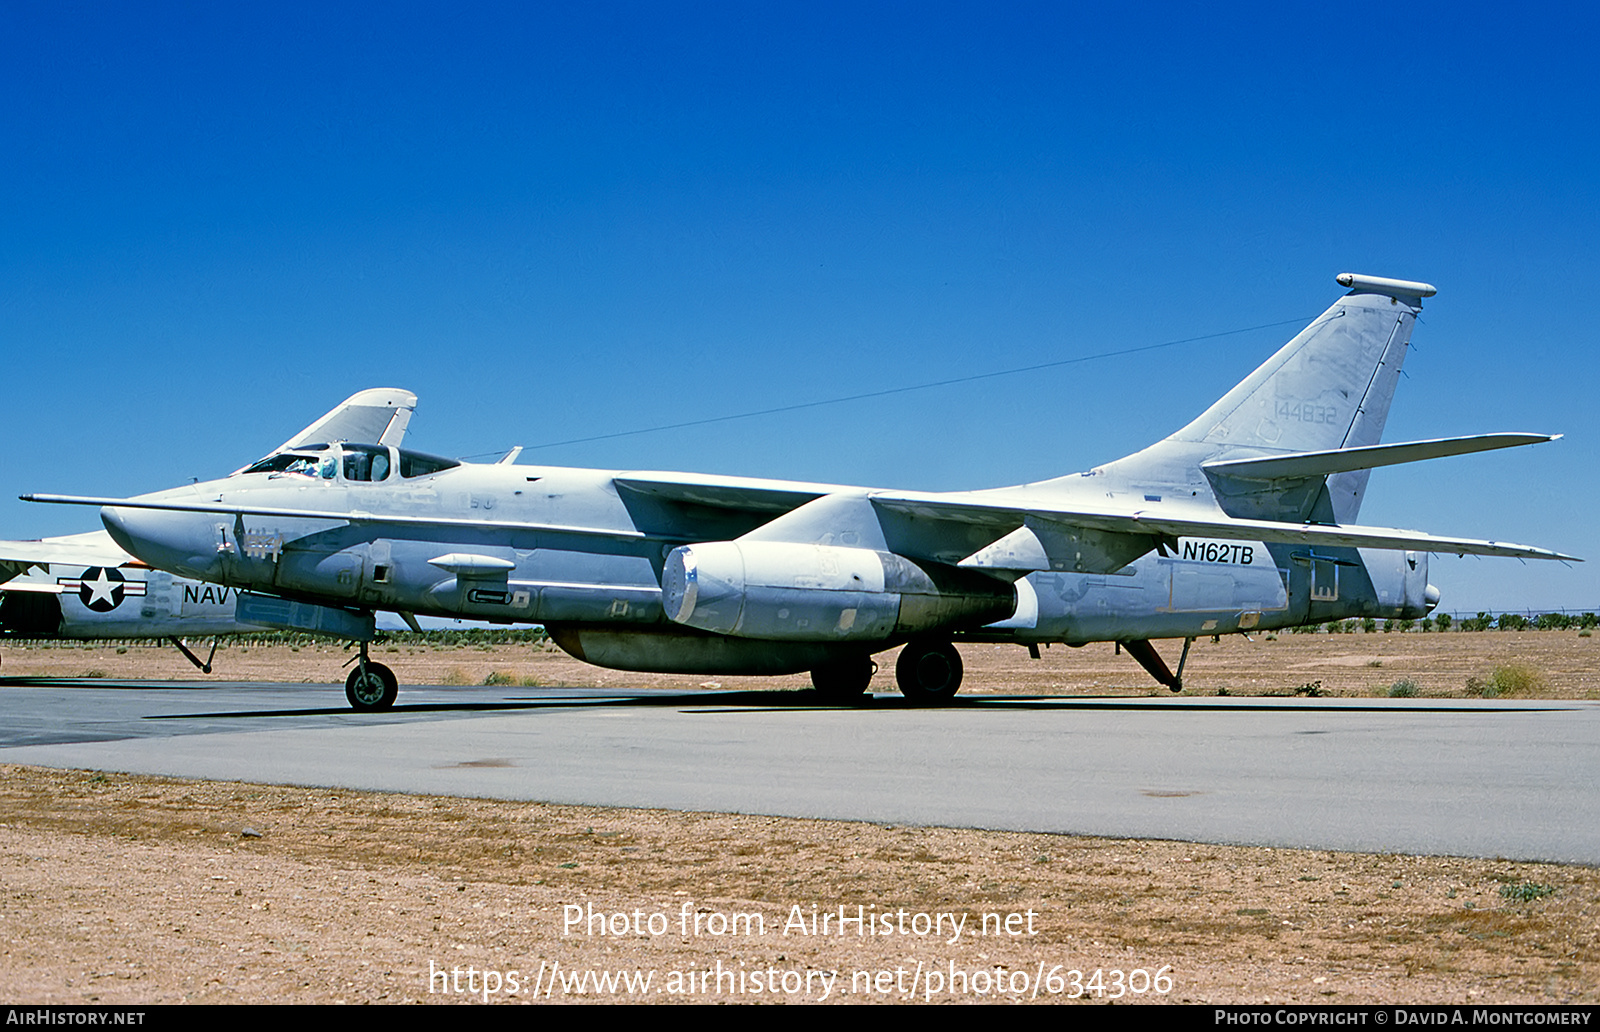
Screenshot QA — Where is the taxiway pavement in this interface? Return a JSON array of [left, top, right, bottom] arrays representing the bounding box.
[[2, 679, 1596, 864]]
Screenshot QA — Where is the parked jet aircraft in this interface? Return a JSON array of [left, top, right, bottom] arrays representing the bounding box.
[[1, 389, 417, 669], [25, 274, 1576, 710]]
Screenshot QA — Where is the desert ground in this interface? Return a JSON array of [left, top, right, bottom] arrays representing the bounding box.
[[4, 625, 1596, 699], [1, 630, 1596, 1004]]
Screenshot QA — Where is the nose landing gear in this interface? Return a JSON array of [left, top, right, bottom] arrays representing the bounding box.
[[345, 640, 397, 711]]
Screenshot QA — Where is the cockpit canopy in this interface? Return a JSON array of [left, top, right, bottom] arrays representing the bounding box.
[[239, 443, 459, 482]]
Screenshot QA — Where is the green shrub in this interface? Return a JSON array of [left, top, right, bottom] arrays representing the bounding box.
[[1499, 882, 1556, 903], [1490, 663, 1544, 696], [1387, 679, 1419, 698], [1467, 663, 1546, 698]]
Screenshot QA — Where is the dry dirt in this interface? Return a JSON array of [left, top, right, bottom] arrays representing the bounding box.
[[1, 631, 1596, 1005], [5, 626, 1597, 699]]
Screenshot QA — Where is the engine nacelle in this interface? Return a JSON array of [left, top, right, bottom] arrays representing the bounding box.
[[662, 541, 1015, 641]]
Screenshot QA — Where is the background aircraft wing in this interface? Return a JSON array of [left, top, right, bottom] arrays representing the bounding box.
[[0, 529, 138, 583]]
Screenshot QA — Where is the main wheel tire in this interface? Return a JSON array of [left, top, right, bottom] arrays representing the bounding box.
[[895, 639, 963, 705], [345, 662, 398, 712], [810, 656, 876, 703]]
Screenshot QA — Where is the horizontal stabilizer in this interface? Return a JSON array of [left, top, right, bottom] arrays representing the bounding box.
[[1202, 433, 1558, 482]]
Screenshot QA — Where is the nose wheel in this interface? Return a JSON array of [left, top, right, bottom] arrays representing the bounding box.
[[345, 642, 397, 712]]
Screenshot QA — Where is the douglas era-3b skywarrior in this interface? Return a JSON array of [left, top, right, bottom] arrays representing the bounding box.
[[25, 274, 1578, 710]]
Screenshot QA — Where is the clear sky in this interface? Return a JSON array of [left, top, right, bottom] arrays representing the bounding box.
[[2, 2, 1594, 613]]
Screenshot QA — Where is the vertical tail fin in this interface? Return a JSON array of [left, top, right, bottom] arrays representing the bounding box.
[[1167, 274, 1432, 454], [1097, 273, 1435, 521]]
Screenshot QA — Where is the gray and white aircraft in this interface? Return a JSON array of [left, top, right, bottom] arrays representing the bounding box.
[[2, 388, 416, 670], [25, 274, 1577, 709]]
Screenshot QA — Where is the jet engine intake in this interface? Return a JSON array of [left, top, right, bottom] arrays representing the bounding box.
[[662, 541, 1014, 641]]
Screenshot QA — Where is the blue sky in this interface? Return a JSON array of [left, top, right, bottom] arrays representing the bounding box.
[[2, 2, 1595, 612]]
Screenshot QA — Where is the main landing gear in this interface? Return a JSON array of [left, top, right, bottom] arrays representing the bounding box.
[[808, 638, 967, 706], [895, 637, 964, 704], [345, 640, 397, 712], [809, 654, 877, 703]]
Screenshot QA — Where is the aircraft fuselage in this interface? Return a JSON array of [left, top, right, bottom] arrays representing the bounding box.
[[97, 453, 1432, 676]]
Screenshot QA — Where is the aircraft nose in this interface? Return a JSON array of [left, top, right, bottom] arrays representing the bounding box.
[[1424, 583, 1441, 613], [102, 506, 222, 581]]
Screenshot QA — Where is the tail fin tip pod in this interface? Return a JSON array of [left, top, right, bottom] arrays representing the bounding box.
[[1336, 272, 1437, 298]]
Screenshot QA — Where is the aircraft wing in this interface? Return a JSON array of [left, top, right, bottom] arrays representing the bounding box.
[[22, 494, 648, 541], [865, 493, 1580, 570], [24, 483, 1579, 568], [0, 529, 138, 583], [28, 468, 863, 546], [613, 472, 844, 513]]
